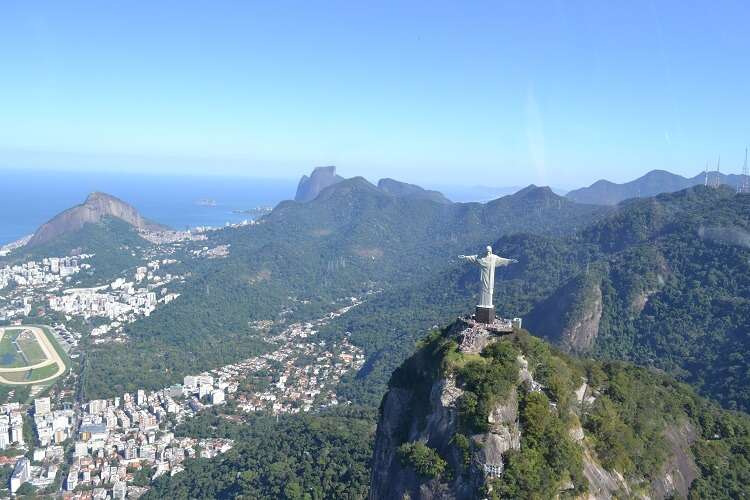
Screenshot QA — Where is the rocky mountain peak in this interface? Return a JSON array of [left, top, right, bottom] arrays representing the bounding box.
[[27, 192, 164, 247], [370, 318, 703, 499], [294, 166, 344, 202]]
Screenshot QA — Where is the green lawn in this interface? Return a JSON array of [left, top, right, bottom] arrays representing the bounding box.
[[1, 371, 32, 383], [0, 330, 29, 368], [0, 326, 70, 388], [1, 363, 60, 383], [16, 332, 46, 365], [27, 363, 60, 381]]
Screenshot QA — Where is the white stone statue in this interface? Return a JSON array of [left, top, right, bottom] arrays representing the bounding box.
[[458, 246, 517, 308]]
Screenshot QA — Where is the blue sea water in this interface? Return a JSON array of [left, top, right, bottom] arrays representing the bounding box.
[[0, 168, 297, 245]]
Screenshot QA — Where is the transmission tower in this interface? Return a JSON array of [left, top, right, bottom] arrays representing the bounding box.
[[712, 156, 722, 188], [740, 148, 750, 194], [704, 162, 709, 186]]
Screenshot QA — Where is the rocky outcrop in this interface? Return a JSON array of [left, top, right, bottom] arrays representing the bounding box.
[[369, 387, 415, 498], [294, 167, 452, 205], [369, 319, 708, 499], [28, 192, 164, 247], [525, 272, 604, 353], [480, 389, 521, 466], [294, 166, 344, 202], [560, 282, 603, 352], [582, 448, 632, 499], [369, 375, 474, 500], [377, 178, 451, 204], [369, 322, 523, 500], [650, 421, 699, 500]]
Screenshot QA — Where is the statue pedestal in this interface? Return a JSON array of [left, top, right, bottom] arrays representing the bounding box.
[[475, 306, 495, 324]]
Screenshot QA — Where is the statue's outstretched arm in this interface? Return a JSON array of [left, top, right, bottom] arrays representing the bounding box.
[[458, 255, 479, 265], [493, 257, 518, 267]]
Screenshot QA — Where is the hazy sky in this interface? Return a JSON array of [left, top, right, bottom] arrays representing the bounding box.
[[1, 1, 748, 188]]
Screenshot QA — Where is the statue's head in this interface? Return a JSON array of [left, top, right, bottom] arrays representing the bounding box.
[[486, 245, 492, 255]]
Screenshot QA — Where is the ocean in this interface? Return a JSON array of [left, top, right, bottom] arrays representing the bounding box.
[[0, 169, 297, 245]]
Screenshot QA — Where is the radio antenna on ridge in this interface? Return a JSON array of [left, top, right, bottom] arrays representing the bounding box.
[[712, 156, 722, 188], [740, 148, 749, 194]]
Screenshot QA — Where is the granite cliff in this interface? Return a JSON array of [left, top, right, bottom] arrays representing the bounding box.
[[369, 317, 746, 499], [294, 166, 344, 202], [27, 192, 164, 247], [294, 166, 451, 204]]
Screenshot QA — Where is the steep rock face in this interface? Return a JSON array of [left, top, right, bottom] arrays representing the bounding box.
[[478, 389, 521, 469], [294, 166, 344, 202], [377, 178, 451, 204], [369, 387, 416, 498], [560, 281, 603, 352], [372, 374, 525, 500], [370, 377, 467, 500], [525, 272, 604, 353], [650, 421, 699, 500], [28, 192, 164, 247], [369, 325, 528, 500], [581, 448, 632, 499], [369, 321, 717, 499]]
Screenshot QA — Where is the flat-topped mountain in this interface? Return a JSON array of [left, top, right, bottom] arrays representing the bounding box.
[[28, 191, 165, 247], [566, 169, 748, 205]]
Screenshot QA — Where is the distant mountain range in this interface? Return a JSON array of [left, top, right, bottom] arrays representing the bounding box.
[[294, 165, 748, 207], [294, 166, 451, 204], [566, 169, 748, 205]]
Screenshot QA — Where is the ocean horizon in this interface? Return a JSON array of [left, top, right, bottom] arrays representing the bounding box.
[[0, 168, 298, 245]]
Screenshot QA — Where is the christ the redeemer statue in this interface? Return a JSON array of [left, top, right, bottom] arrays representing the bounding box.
[[459, 246, 517, 323]]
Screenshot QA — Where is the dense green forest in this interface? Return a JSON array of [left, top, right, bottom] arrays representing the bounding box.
[[143, 408, 376, 500], [527, 186, 750, 410]]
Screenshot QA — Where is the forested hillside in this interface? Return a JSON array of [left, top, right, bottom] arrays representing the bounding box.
[[370, 323, 750, 499], [83, 179, 606, 398], [79, 183, 750, 416], [324, 186, 750, 414], [527, 186, 750, 410], [143, 408, 376, 499]]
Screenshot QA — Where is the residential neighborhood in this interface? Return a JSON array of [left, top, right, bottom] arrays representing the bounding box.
[[0, 297, 365, 497]]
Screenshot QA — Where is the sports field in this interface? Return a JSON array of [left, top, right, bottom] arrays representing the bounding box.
[[0, 327, 67, 386], [0, 328, 49, 368]]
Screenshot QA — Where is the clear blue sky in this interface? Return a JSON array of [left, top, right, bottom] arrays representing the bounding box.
[[1, 1, 748, 188]]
